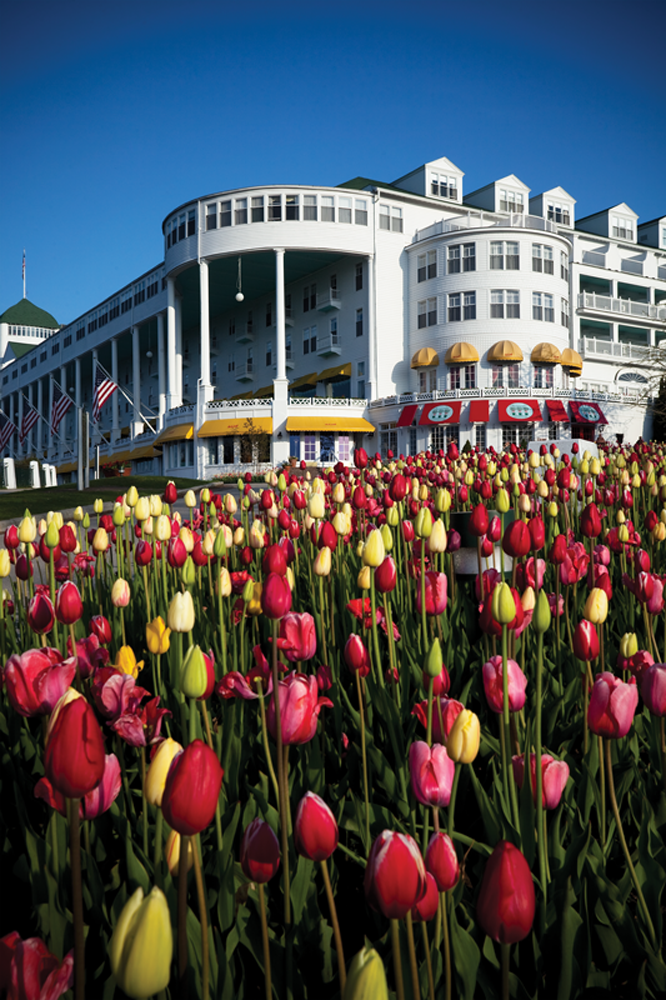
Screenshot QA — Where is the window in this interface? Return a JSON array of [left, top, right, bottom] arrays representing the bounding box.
[[134, 282, 145, 306], [266, 341, 272, 366], [418, 299, 437, 328], [21, 364, 27, 374], [228, 319, 235, 337], [303, 327, 317, 354], [506, 363, 520, 388], [109, 298, 120, 320], [88, 312, 97, 333], [304, 434, 316, 462], [506, 242, 519, 269], [178, 214, 186, 240], [220, 201, 231, 227], [51, 342, 60, 356], [543, 245, 554, 274], [206, 203, 217, 230], [507, 290, 520, 318], [235, 198, 247, 225], [285, 333, 292, 360], [490, 242, 504, 269], [417, 254, 426, 282], [355, 199, 368, 225], [464, 364, 476, 388], [290, 434, 300, 459], [286, 195, 299, 220], [266, 302, 272, 327], [187, 210, 195, 236], [534, 365, 553, 388], [268, 195, 281, 221], [561, 251, 569, 282], [430, 173, 457, 199], [379, 205, 390, 230], [475, 424, 486, 449], [330, 316, 338, 344], [448, 294, 461, 322], [40, 351, 46, 362], [532, 292, 543, 321], [463, 244, 476, 272], [64, 334, 72, 347], [450, 366, 461, 390], [463, 292, 476, 320], [561, 297, 569, 327], [491, 290, 504, 318], [532, 244, 543, 272], [228, 352, 235, 373], [338, 434, 351, 461], [30, 358, 36, 369], [304, 195, 317, 221], [357, 360, 365, 399], [356, 309, 363, 337], [500, 190, 524, 214], [356, 262, 363, 290], [321, 196, 334, 222], [391, 207, 403, 232], [544, 294, 554, 323], [302, 284, 316, 312], [418, 250, 436, 282], [448, 245, 461, 274], [547, 203, 571, 226], [612, 216, 633, 240], [251, 197, 264, 222], [419, 369, 437, 391], [339, 197, 352, 224]]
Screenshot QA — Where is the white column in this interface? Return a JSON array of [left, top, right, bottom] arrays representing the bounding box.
[[132, 325, 141, 435], [199, 259, 213, 401], [275, 249, 286, 381], [272, 248, 289, 466], [367, 252, 376, 401], [47, 378, 54, 459], [111, 338, 119, 440], [166, 277, 179, 409], [60, 366, 67, 440], [157, 312, 166, 427], [37, 378, 43, 454], [175, 295, 183, 403], [91, 348, 100, 444], [28, 384, 35, 455], [17, 393, 24, 457], [74, 358, 81, 468]]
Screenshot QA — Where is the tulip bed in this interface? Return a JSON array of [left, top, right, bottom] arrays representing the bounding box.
[[1, 444, 666, 1000]]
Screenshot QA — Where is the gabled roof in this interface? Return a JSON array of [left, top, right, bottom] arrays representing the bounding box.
[[536, 185, 576, 204], [577, 202, 638, 223], [0, 298, 58, 328], [494, 174, 530, 192]]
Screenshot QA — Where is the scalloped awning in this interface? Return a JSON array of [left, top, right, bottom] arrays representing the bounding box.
[[444, 342, 479, 365], [487, 340, 523, 363], [561, 348, 583, 375], [410, 347, 440, 369], [530, 342, 562, 364]]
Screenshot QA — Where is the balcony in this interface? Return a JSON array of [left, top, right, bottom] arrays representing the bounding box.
[[577, 293, 666, 323], [581, 337, 649, 363], [235, 360, 255, 382], [317, 288, 341, 312], [236, 322, 254, 344], [413, 213, 557, 243], [316, 333, 341, 358]]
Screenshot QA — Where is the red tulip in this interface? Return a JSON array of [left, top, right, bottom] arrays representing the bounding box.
[[240, 818, 280, 883], [59, 524, 77, 553], [0, 933, 73, 1000], [364, 830, 427, 920], [39, 534, 61, 564], [502, 520, 531, 558], [548, 534, 567, 564], [15, 553, 33, 581], [390, 474, 408, 502], [161, 740, 223, 836], [261, 572, 292, 619], [528, 518, 545, 551], [266, 672, 333, 745], [294, 792, 338, 861], [90, 615, 112, 645], [163, 481, 178, 504], [262, 544, 288, 577], [354, 447, 368, 470], [44, 694, 106, 798], [425, 831, 459, 892], [476, 841, 535, 944], [35, 752, 122, 821], [580, 503, 602, 538], [412, 696, 464, 744], [512, 753, 570, 809], [375, 556, 397, 594], [469, 503, 489, 538], [3, 649, 76, 718], [134, 539, 153, 566], [411, 872, 439, 922], [573, 620, 599, 662], [167, 537, 188, 568], [415, 571, 448, 616], [4, 524, 20, 549], [482, 655, 527, 714], [402, 519, 415, 543], [319, 521, 338, 552], [409, 741, 455, 808], [588, 673, 638, 739], [278, 612, 316, 662], [344, 634, 370, 677], [260, 489, 274, 510], [27, 593, 55, 635], [54, 581, 83, 625]]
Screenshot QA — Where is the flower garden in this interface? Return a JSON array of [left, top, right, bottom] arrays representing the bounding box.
[[1, 441, 665, 1000]]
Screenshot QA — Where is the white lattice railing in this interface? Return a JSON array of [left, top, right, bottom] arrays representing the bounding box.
[[288, 396, 366, 407]]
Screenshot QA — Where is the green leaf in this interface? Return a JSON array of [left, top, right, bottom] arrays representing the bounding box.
[[449, 904, 480, 1000], [291, 855, 315, 926], [557, 877, 584, 1000]]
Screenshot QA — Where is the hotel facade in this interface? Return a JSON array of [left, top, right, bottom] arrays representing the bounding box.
[[1, 155, 665, 480]]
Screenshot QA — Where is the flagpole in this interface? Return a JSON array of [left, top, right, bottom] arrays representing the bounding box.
[[22, 250, 26, 300]]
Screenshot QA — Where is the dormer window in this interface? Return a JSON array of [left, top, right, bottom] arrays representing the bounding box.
[[500, 190, 524, 214], [547, 202, 571, 226], [430, 173, 458, 199], [612, 216, 633, 240]]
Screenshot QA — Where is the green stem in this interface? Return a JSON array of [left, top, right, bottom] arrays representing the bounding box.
[[178, 834, 189, 991], [257, 680, 280, 808], [421, 922, 436, 1000], [192, 837, 210, 1000], [258, 883, 272, 1000], [405, 912, 421, 1000], [355, 670, 371, 851], [69, 798, 85, 1000], [369, 572, 384, 687], [447, 767, 460, 839], [390, 918, 406, 1000], [502, 625, 520, 832], [535, 630, 547, 931], [321, 859, 346, 992], [441, 893, 451, 1000], [420, 541, 428, 653], [501, 942, 510, 1000], [426, 676, 434, 748], [154, 808, 164, 889]]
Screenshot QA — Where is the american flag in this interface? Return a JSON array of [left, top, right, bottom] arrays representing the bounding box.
[[51, 381, 74, 436], [19, 397, 40, 444], [0, 411, 17, 452], [92, 361, 117, 423]]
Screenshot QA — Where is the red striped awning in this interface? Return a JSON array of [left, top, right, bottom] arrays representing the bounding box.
[[396, 404, 419, 427], [498, 399, 542, 423], [546, 399, 569, 422], [419, 401, 462, 426], [469, 399, 489, 423], [569, 400, 608, 425]]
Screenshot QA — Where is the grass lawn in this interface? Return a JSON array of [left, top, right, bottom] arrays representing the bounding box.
[[0, 475, 202, 522]]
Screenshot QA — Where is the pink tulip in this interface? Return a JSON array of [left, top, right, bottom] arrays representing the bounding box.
[[35, 753, 122, 820], [409, 741, 455, 808], [0, 933, 73, 1000], [278, 612, 317, 662], [266, 671, 333, 745], [411, 872, 439, 922], [482, 655, 527, 714], [415, 571, 448, 616], [640, 663, 666, 717], [588, 672, 638, 738], [364, 830, 427, 920], [412, 696, 464, 744], [511, 753, 570, 809], [3, 649, 76, 718]]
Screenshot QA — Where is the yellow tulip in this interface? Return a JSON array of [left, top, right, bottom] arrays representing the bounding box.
[[247, 582, 263, 616], [165, 828, 193, 876], [154, 515, 171, 542], [0, 550, 10, 577], [73, 506, 84, 522], [233, 526, 245, 546], [18, 514, 36, 544], [115, 646, 144, 678], [149, 494, 163, 517], [308, 493, 325, 520], [144, 737, 182, 806], [184, 489, 197, 508], [362, 530, 385, 568], [491, 582, 516, 625], [428, 519, 447, 554], [92, 527, 109, 552], [93, 499, 104, 514], [314, 547, 332, 577], [146, 617, 171, 655], [218, 567, 232, 598], [357, 566, 371, 590], [446, 709, 480, 764], [583, 587, 608, 625], [109, 886, 173, 999], [343, 945, 388, 1000], [179, 526, 195, 553]]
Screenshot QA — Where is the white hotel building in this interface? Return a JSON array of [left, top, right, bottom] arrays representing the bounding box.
[[1, 154, 665, 479]]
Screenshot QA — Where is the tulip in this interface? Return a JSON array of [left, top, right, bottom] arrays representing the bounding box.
[[55, 581, 83, 625], [92, 527, 109, 552], [482, 655, 527, 714], [167, 591, 195, 633], [469, 503, 488, 538], [110, 886, 172, 999], [364, 830, 427, 920], [512, 753, 570, 809], [164, 828, 194, 876], [111, 578, 130, 608], [641, 663, 666, 717], [27, 592, 55, 634], [580, 502, 602, 538], [240, 818, 281, 882], [294, 792, 339, 861], [163, 480, 178, 504], [114, 645, 144, 678], [180, 644, 209, 699], [409, 741, 455, 807], [267, 671, 333, 745], [588, 673, 638, 739], [425, 831, 459, 892], [362, 529, 385, 568], [44, 693, 106, 798], [0, 549, 10, 577], [161, 739, 224, 836], [261, 571, 292, 619], [411, 872, 439, 922], [477, 841, 535, 944], [144, 737, 184, 807], [374, 556, 397, 594], [0, 934, 73, 1000], [573, 620, 599, 661], [4, 648, 76, 717], [344, 635, 371, 677], [146, 616, 171, 655], [446, 708, 480, 763], [4, 524, 19, 548], [342, 945, 388, 1000], [90, 614, 112, 644], [18, 514, 37, 544], [414, 507, 433, 539], [415, 570, 447, 616], [502, 519, 531, 558], [583, 587, 608, 624], [491, 582, 516, 626], [279, 612, 316, 661], [428, 518, 447, 553], [313, 547, 332, 576]]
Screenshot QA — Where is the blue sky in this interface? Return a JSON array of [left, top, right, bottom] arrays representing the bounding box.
[[1, 0, 664, 326]]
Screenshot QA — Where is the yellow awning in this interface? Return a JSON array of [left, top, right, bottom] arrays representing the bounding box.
[[411, 347, 440, 368], [290, 371, 318, 390], [487, 340, 523, 363], [444, 342, 479, 365], [286, 416, 375, 433], [531, 342, 562, 364], [198, 417, 273, 437], [317, 362, 352, 383], [229, 391, 253, 400], [130, 444, 162, 459], [561, 348, 583, 369], [154, 423, 194, 444], [57, 461, 77, 474], [254, 385, 274, 398], [103, 450, 131, 464]]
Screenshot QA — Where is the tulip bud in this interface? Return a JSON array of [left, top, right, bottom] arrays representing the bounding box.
[[446, 708, 480, 763], [435, 488, 451, 513], [240, 817, 281, 883], [44, 518, 60, 550], [314, 546, 332, 577], [19, 513, 36, 544], [425, 831, 459, 892], [167, 590, 195, 633], [424, 637, 443, 678], [0, 549, 10, 578], [165, 828, 194, 876], [111, 578, 130, 608], [414, 507, 433, 539], [583, 587, 608, 625], [180, 644, 209, 699], [342, 946, 388, 1000], [110, 886, 173, 999], [161, 739, 224, 836], [619, 632, 638, 660], [477, 841, 535, 944], [145, 737, 183, 806], [73, 506, 84, 522], [357, 565, 371, 590], [154, 515, 172, 542], [261, 571, 292, 618], [491, 582, 516, 626], [55, 581, 83, 624], [93, 527, 109, 552], [496, 488, 510, 514], [362, 530, 385, 568], [380, 523, 393, 552], [428, 519, 447, 554], [218, 566, 232, 598], [183, 489, 196, 509], [308, 493, 325, 520], [533, 589, 551, 634], [294, 792, 338, 861]]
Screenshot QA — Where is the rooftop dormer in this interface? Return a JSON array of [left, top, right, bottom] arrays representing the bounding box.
[[529, 186, 576, 227], [576, 203, 638, 243], [392, 156, 464, 203], [637, 216, 666, 250], [463, 174, 530, 215]]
